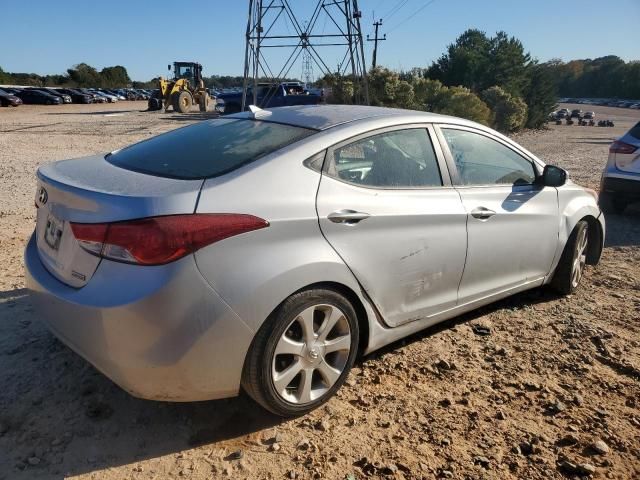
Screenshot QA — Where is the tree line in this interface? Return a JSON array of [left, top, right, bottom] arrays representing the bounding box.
[[1, 31, 637, 131], [0, 63, 131, 89], [326, 29, 637, 132]]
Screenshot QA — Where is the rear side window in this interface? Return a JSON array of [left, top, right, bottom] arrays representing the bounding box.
[[107, 119, 315, 179], [326, 129, 443, 188], [628, 121, 640, 140]]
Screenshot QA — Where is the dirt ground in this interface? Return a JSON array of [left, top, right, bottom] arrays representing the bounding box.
[[0, 102, 638, 480]]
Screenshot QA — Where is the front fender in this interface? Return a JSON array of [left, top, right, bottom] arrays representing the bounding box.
[[546, 185, 605, 281]]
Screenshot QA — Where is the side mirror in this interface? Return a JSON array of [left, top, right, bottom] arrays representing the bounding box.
[[542, 164, 567, 187]]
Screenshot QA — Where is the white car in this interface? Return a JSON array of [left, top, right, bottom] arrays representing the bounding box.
[[600, 121, 640, 213]]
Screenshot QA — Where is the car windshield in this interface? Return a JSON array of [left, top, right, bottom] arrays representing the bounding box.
[[106, 118, 315, 179]]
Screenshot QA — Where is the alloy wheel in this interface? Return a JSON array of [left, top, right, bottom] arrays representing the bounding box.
[[271, 304, 351, 404], [571, 225, 588, 288]]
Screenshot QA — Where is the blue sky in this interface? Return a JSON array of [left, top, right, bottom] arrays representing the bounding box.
[[2, 0, 638, 81]]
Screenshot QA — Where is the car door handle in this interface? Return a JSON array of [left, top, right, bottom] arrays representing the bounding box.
[[470, 207, 496, 220], [327, 209, 370, 224]]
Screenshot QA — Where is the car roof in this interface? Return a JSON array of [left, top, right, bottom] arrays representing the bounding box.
[[228, 104, 466, 131]]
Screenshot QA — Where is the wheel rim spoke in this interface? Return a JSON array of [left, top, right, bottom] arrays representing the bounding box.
[[323, 334, 351, 354], [273, 360, 303, 394], [317, 361, 341, 387], [297, 307, 317, 344], [297, 368, 314, 403], [274, 336, 304, 356], [317, 307, 344, 342]]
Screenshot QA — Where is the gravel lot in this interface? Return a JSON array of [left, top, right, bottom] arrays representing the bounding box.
[[0, 102, 638, 479]]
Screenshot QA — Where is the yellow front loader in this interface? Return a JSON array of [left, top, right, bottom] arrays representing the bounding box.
[[148, 62, 211, 113]]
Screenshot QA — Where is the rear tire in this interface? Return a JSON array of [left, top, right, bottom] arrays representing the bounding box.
[[551, 220, 589, 295], [242, 288, 359, 417]]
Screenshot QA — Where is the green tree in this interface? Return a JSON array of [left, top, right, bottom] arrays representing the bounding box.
[[367, 67, 415, 108], [487, 31, 531, 96], [428, 29, 492, 91], [523, 64, 558, 129], [481, 85, 528, 132], [431, 86, 492, 125], [67, 63, 101, 87], [100, 66, 131, 88]]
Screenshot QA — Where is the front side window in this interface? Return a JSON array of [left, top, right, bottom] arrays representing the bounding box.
[[441, 128, 536, 186], [326, 129, 442, 188]]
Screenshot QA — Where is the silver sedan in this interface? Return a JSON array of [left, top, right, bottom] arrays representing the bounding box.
[[25, 105, 605, 416]]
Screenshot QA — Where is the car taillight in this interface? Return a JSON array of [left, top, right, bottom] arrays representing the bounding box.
[[70, 214, 268, 265], [609, 140, 638, 154]]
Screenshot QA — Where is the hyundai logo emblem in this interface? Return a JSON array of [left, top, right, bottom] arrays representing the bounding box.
[[38, 187, 48, 205]]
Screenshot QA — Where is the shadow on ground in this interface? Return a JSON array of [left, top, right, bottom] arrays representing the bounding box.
[[0, 211, 637, 477], [161, 112, 222, 122], [0, 282, 559, 478], [603, 205, 640, 247], [45, 110, 147, 116]]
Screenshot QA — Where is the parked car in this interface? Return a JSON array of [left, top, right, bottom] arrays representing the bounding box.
[[14, 89, 62, 105], [31, 88, 72, 104], [582, 111, 595, 120], [0, 88, 23, 106], [599, 121, 640, 214], [25, 105, 604, 416], [217, 83, 322, 114], [104, 89, 126, 101], [58, 88, 93, 104], [570, 109, 582, 119], [78, 89, 106, 103], [556, 108, 569, 119], [90, 90, 118, 103]]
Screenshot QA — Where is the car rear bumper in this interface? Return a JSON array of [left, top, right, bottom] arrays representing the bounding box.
[[24, 233, 255, 401], [601, 175, 640, 200]]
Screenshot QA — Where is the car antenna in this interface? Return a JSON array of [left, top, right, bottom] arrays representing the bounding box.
[[248, 105, 272, 119]]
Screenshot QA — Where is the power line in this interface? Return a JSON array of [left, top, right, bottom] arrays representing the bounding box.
[[382, 0, 410, 22], [386, 0, 437, 33]]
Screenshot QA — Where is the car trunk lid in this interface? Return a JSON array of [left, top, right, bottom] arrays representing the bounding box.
[[35, 154, 203, 287]]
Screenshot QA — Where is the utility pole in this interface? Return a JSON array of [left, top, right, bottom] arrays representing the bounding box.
[[366, 19, 386, 68]]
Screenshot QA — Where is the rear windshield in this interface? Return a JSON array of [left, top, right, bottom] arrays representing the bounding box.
[[108, 118, 314, 179], [629, 121, 640, 140]]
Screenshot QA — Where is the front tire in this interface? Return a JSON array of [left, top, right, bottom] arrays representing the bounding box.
[[551, 220, 589, 295], [242, 288, 359, 417], [173, 91, 192, 113]]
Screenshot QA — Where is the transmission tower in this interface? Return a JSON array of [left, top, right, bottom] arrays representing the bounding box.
[[241, 0, 369, 110], [301, 49, 314, 88]]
